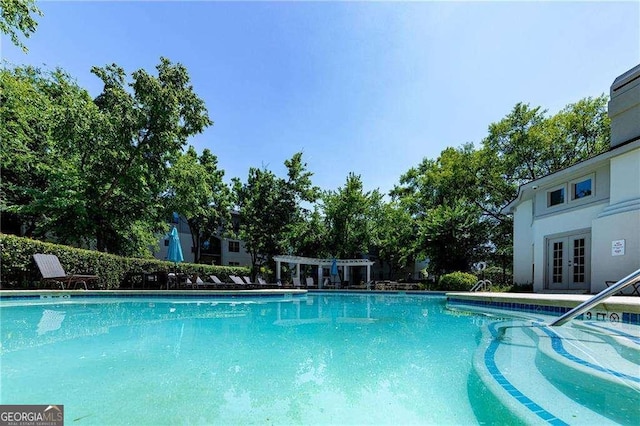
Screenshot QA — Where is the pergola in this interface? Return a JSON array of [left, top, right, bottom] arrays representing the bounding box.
[[273, 255, 375, 287]]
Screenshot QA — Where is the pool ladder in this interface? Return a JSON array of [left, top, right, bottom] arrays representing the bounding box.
[[549, 268, 640, 326]]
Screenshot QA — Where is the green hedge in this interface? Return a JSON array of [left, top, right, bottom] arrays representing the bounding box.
[[0, 233, 249, 289], [438, 271, 478, 291]]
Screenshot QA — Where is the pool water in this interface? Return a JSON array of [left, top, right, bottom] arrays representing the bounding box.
[[0, 294, 514, 424]]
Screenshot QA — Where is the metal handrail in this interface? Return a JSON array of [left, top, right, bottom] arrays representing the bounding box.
[[471, 279, 492, 292], [549, 268, 640, 326]]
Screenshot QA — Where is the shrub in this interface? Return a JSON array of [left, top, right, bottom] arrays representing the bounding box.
[[0, 233, 249, 289], [438, 271, 477, 291]]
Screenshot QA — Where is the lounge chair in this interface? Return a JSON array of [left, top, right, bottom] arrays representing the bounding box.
[[208, 275, 228, 288], [229, 275, 248, 289], [256, 277, 279, 289], [292, 277, 302, 288], [191, 275, 218, 290], [183, 277, 193, 289], [257, 277, 274, 288], [243, 276, 263, 289], [305, 277, 316, 289], [33, 253, 100, 290], [606, 279, 640, 295]]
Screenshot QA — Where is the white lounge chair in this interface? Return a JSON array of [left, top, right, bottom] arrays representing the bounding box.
[[257, 277, 273, 288], [229, 275, 247, 288], [292, 277, 301, 288], [209, 275, 224, 285], [192, 275, 219, 290], [207, 275, 230, 289], [306, 277, 316, 288]]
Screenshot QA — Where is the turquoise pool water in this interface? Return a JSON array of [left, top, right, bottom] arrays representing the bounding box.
[[1, 293, 510, 424]]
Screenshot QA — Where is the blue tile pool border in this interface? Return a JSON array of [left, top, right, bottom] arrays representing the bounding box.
[[536, 325, 640, 383], [448, 297, 640, 325], [485, 322, 569, 426]]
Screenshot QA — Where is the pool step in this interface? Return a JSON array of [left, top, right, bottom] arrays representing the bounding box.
[[573, 321, 640, 364], [524, 324, 640, 424], [472, 320, 639, 425]]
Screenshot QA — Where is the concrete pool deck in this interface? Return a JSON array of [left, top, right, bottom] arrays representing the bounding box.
[[446, 291, 640, 314], [0, 289, 308, 298]]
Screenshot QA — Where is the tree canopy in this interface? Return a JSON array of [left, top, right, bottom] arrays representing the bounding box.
[[1, 56, 611, 281], [164, 146, 231, 263], [233, 152, 319, 278], [1, 59, 213, 256], [392, 98, 610, 275], [321, 173, 382, 259], [0, 0, 42, 52]]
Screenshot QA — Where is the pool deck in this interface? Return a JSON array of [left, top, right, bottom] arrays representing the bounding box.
[[0, 289, 308, 298], [446, 291, 640, 314]]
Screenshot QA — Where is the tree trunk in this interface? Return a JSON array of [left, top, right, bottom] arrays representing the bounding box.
[[188, 221, 200, 263]]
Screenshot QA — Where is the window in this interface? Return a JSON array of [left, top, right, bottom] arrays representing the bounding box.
[[544, 175, 595, 209], [548, 187, 565, 207], [572, 177, 593, 200], [228, 261, 240, 266], [228, 241, 240, 252]]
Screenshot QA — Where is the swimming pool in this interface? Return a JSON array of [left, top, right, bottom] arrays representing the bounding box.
[[1, 292, 637, 424]]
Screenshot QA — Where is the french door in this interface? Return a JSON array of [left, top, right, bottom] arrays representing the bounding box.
[[546, 232, 591, 291]]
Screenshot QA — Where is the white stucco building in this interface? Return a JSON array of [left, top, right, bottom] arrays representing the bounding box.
[[504, 64, 640, 294]]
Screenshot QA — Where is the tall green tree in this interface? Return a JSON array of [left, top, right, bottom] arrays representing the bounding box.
[[82, 57, 212, 255], [482, 103, 548, 184], [392, 144, 489, 275], [1, 59, 212, 256], [419, 201, 488, 274], [233, 152, 318, 278], [280, 152, 320, 253], [542, 94, 610, 169], [287, 206, 327, 258], [370, 200, 416, 280], [0, 0, 42, 52], [165, 146, 231, 263], [0, 66, 98, 242], [477, 97, 610, 217], [475, 97, 610, 263], [322, 173, 382, 259]]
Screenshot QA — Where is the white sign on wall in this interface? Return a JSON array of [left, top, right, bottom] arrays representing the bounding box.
[[611, 239, 625, 256]]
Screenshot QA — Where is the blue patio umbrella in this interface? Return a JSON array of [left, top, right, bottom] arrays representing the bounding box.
[[167, 226, 184, 264], [167, 226, 183, 289], [330, 258, 339, 287], [330, 259, 338, 276]]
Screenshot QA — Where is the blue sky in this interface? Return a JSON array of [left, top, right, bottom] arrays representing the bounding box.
[[2, 1, 639, 196]]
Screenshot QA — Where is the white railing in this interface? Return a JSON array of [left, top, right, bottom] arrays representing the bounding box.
[[471, 279, 492, 292]]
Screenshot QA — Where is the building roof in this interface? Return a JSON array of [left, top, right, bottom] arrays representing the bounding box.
[[502, 138, 640, 214]]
